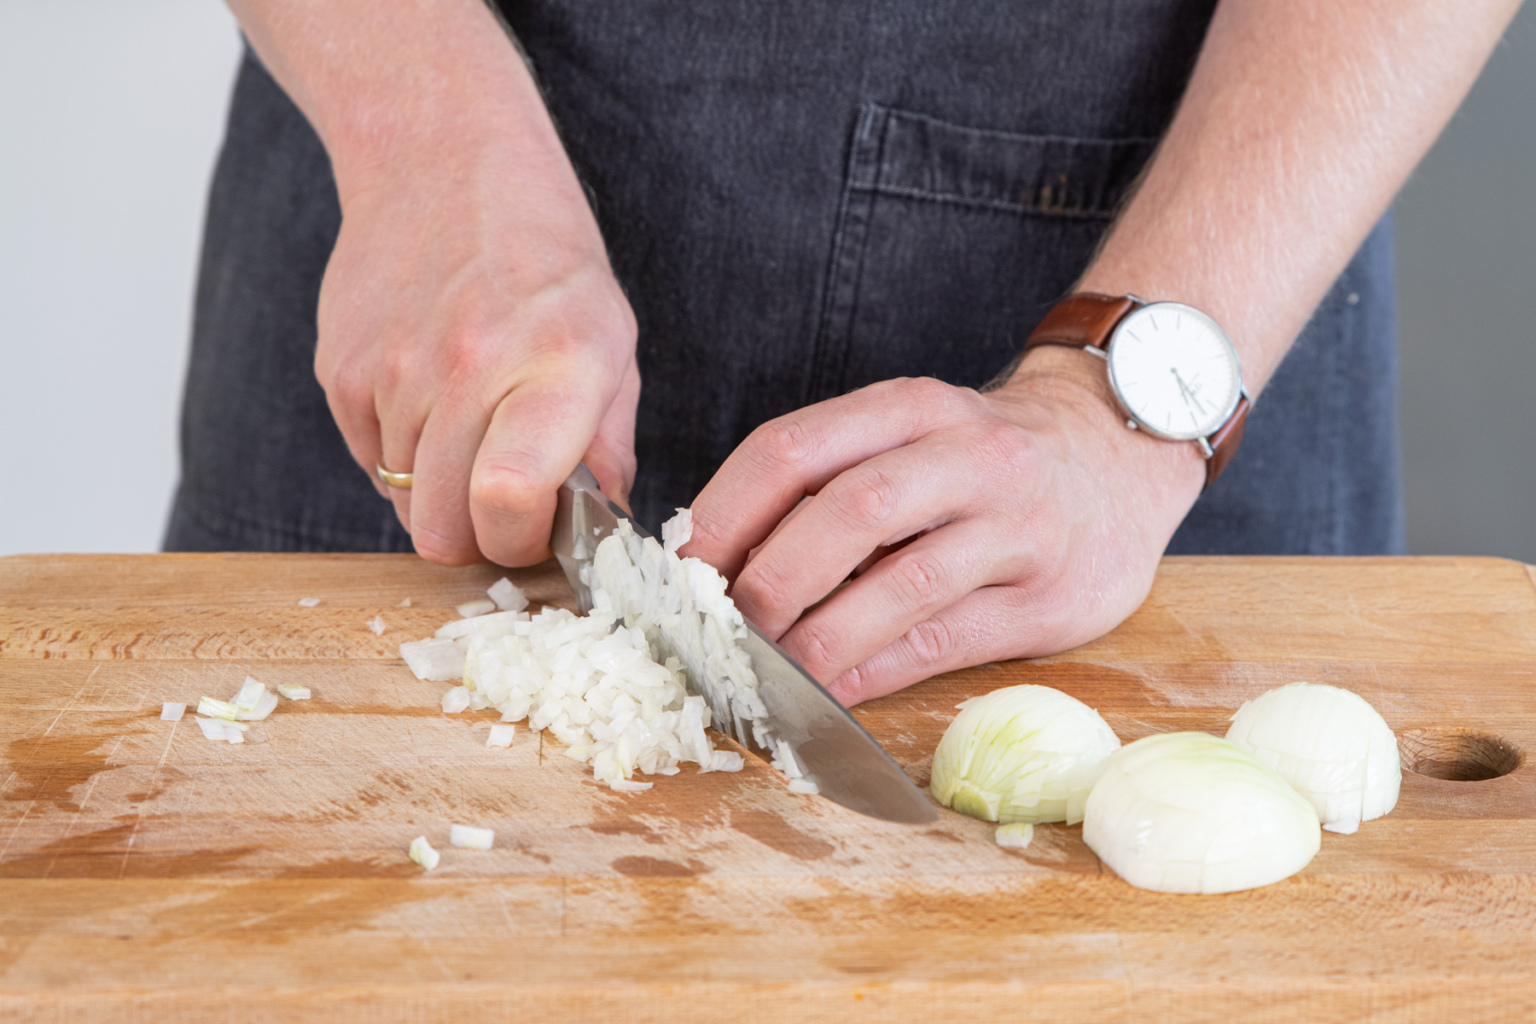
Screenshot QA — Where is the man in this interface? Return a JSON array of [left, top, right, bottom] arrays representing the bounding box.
[[167, 0, 1521, 704]]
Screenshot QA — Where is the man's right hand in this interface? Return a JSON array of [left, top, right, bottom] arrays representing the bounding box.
[[229, 0, 637, 567]]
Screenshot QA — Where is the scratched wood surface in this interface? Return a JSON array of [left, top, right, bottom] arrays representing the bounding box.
[[1, 553, 1534, 1023]]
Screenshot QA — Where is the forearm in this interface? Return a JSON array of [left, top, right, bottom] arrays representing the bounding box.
[[226, 0, 576, 211], [1071, 0, 1522, 393]]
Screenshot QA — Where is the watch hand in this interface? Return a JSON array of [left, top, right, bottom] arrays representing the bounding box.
[[1171, 368, 1207, 414]]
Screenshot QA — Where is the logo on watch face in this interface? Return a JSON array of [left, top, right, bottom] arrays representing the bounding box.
[[1106, 303, 1242, 441]]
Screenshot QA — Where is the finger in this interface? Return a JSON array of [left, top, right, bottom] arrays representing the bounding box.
[[316, 352, 394, 505], [728, 431, 991, 636], [469, 369, 612, 566], [582, 354, 640, 509], [821, 585, 1069, 707], [684, 378, 977, 580], [775, 517, 1015, 685], [379, 380, 481, 564]]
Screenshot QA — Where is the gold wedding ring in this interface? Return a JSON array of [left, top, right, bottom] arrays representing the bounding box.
[[377, 464, 414, 490]]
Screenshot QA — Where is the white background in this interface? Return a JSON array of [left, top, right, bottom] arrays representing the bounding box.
[[1, 2, 1532, 559]]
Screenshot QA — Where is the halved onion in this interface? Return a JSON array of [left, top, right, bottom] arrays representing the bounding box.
[[1083, 732, 1321, 894]]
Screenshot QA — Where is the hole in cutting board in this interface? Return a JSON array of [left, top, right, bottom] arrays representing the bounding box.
[[1398, 728, 1523, 781]]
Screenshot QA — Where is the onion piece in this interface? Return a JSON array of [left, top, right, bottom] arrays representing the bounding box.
[[1225, 681, 1400, 835], [995, 822, 1034, 849], [368, 616, 387, 635], [197, 696, 238, 721], [399, 638, 465, 681], [441, 686, 471, 714], [486, 723, 515, 748], [449, 824, 494, 850], [608, 778, 653, 793], [787, 779, 820, 796], [408, 835, 440, 870], [397, 597, 413, 608], [456, 599, 497, 619], [231, 677, 266, 712], [277, 683, 311, 701], [160, 702, 186, 722], [929, 684, 1121, 825], [297, 597, 320, 607], [1083, 732, 1321, 895], [486, 577, 529, 612], [233, 689, 279, 722], [661, 508, 693, 555]]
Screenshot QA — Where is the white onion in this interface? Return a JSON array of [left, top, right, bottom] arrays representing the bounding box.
[[399, 638, 465, 681], [456, 598, 497, 618], [660, 508, 693, 555], [277, 683, 311, 701], [995, 822, 1034, 849], [1225, 681, 1400, 834], [197, 696, 237, 721], [486, 577, 529, 612], [160, 702, 185, 722], [368, 616, 387, 635], [929, 685, 1121, 825], [787, 778, 820, 796], [1083, 732, 1321, 894], [486, 723, 515, 748], [441, 686, 471, 714], [397, 597, 413, 608], [408, 835, 439, 870], [450, 824, 494, 850], [233, 689, 278, 722], [232, 677, 266, 712], [434, 610, 528, 641], [297, 597, 320, 607]]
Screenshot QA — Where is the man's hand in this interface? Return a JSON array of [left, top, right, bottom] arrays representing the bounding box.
[[316, 149, 638, 567], [683, 349, 1205, 706], [230, 0, 636, 566]]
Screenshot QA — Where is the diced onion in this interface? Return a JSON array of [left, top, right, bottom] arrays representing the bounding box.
[[456, 599, 497, 619], [399, 638, 465, 681], [297, 597, 320, 607], [995, 822, 1034, 849], [609, 778, 653, 793], [1083, 732, 1321, 894], [408, 835, 440, 870], [368, 616, 387, 635], [397, 597, 413, 608], [160, 702, 186, 722], [233, 689, 279, 722], [486, 723, 515, 748], [661, 508, 693, 555], [929, 684, 1121, 825], [787, 778, 820, 796], [487, 577, 529, 612], [197, 696, 237, 721], [441, 686, 471, 714], [277, 683, 311, 701], [1225, 681, 1400, 835], [450, 824, 495, 850], [232, 677, 266, 712]]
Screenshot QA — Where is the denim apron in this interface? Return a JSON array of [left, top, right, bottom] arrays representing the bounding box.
[[165, 0, 1405, 556]]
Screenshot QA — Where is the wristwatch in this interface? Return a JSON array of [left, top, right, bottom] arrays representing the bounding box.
[[1023, 292, 1251, 491]]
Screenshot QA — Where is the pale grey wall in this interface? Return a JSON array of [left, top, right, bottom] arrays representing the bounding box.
[[0, 6, 1530, 559], [0, 2, 241, 556], [1396, 2, 1536, 562]]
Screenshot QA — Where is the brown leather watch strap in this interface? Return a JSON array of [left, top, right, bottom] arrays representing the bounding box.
[[1024, 292, 1141, 351], [1202, 393, 1250, 491], [1022, 292, 1248, 492]]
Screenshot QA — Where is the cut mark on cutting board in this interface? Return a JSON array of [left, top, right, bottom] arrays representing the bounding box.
[[1399, 728, 1523, 781]]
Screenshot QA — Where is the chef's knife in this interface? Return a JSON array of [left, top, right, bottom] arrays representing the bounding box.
[[552, 463, 937, 824]]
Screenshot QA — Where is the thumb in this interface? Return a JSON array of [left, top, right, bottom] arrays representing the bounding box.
[[470, 371, 610, 566]]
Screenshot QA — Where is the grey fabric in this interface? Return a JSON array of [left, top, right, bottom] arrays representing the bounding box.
[[165, 0, 1404, 557]]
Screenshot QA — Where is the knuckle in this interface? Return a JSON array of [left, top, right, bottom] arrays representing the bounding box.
[[790, 620, 841, 678], [470, 462, 543, 519], [894, 376, 958, 414], [735, 556, 796, 616], [826, 466, 901, 528], [902, 616, 957, 668], [888, 551, 951, 610], [750, 417, 819, 475]]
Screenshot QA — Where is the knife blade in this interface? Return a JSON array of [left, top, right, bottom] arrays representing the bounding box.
[[551, 464, 937, 824]]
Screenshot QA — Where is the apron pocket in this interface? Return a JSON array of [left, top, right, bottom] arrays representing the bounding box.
[[806, 102, 1156, 403]]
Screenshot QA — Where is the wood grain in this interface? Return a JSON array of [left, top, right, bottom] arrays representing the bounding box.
[[2, 553, 1534, 1022]]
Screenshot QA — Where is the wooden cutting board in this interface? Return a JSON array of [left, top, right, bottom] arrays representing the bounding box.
[[1, 553, 1534, 1022]]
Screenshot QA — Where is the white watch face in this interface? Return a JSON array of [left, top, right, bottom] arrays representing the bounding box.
[[1106, 302, 1243, 441]]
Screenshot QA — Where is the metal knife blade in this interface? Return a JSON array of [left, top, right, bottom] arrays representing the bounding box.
[[551, 464, 937, 824]]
